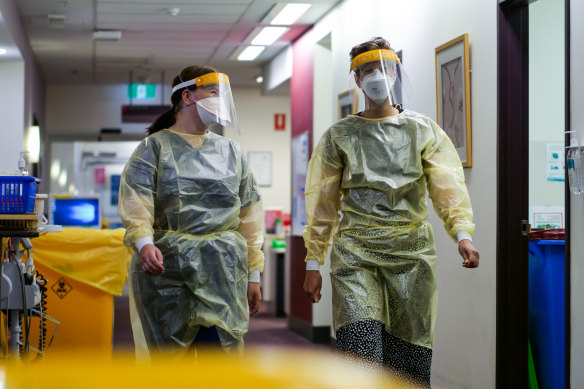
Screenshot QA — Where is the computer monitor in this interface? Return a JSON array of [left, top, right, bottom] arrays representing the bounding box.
[[49, 195, 101, 229]]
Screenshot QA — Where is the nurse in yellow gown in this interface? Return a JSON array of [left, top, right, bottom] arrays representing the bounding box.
[[302, 38, 479, 387], [119, 65, 264, 357]]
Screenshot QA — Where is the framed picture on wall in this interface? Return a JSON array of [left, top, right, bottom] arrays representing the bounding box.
[[338, 89, 358, 119], [435, 33, 472, 167]]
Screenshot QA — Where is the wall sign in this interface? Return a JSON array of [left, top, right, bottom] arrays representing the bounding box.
[[274, 113, 286, 131]]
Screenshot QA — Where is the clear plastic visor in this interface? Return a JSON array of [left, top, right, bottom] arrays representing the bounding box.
[[173, 72, 240, 134], [350, 49, 409, 109]]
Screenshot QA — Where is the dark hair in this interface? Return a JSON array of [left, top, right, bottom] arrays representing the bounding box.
[[349, 37, 392, 75], [147, 65, 218, 135]]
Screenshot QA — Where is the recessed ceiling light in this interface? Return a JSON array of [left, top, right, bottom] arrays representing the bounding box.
[[256, 76, 263, 83], [47, 14, 65, 29], [271, 3, 311, 25], [93, 30, 122, 41], [251, 27, 288, 46], [237, 46, 265, 61], [167, 8, 180, 17], [0, 48, 7, 55]]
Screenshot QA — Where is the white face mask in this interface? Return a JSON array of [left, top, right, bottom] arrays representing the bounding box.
[[196, 97, 231, 126], [361, 69, 395, 105]]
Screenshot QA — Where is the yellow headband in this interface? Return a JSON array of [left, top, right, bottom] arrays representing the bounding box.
[[350, 49, 401, 72], [172, 72, 230, 93], [195, 72, 230, 87]]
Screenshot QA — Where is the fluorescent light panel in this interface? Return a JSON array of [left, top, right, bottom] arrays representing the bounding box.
[[251, 26, 288, 45], [270, 3, 311, 25], [0, 48, 6, 55], [27, 126, 40, 163], [237, 46, 265, 61]]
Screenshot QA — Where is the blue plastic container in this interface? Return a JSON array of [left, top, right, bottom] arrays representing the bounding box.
[[0, 176, 41, 214], [528, 239, 565, 389]]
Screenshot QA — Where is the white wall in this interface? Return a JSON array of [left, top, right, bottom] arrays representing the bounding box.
[[262, 45, 293, 94], [312, 36, 334, 328], [529, 0, 565, 210], [0, 0, 45, 179], [227, 87, 291, 214], [0, 61, 25, 174], [46, 84, 292, 214], [570, 0, 584, 385], [308, 1, 497, 388]]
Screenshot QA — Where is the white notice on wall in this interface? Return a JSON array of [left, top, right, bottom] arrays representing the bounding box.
[[291, 132, 309, 236], [529, 206, 565, 229], [546, 143, 565, 182], [247, 152, 272, 187]]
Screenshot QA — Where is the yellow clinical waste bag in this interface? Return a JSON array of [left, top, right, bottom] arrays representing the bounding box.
[[24, 228, 132, 356]]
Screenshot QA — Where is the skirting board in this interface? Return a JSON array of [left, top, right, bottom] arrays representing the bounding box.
[[288, 315, 331, 344]]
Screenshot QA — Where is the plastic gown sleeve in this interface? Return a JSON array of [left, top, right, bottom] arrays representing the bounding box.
[[303, 132, 343, 265], [422, 120, 475, 242], [237, 200, 265, 274], [237, 151, 265, 274], [118, 139, 158, 248]]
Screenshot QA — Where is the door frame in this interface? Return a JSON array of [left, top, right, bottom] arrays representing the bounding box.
[[496, 0, 570, 387], [496, 1, 530, 387], [563, 0, 571, 386]]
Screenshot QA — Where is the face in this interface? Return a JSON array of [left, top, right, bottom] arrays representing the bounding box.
[[359, 62, 382, 77], [197, 83, 220, 98], [182, 83, 220, 105], [354, 60, 397, 87]]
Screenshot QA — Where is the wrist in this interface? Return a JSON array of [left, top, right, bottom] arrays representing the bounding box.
[[306, 259, 321, 271], [248, 269, 260, 283], [456, 230, 472, 243], [136, 236, 154, 253]]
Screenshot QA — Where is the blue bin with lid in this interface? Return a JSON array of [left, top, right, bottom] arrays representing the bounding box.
[[528, 239, 565, 389], [0, 176, 41, 214]]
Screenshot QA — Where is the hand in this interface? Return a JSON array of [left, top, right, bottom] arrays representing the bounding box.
[[458, 239, 479, 268], [139, 244, 165, 275], [247, 282, 261, 316], [303, 270, 322, 303]]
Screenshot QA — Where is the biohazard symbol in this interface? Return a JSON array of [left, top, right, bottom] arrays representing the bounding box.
[[51, 277, 73, 299]]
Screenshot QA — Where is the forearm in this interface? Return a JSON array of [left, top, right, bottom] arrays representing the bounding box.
[[119, 181, 155, 248], [303, 160, 342, 265], [238, 200, 265, 275], [424, 136, 475, 241]]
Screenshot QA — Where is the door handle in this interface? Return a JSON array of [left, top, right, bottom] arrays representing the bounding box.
[[521, 220, 531, 236]]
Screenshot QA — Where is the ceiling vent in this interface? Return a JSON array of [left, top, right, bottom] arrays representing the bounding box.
[[47, 14, 65, 29], [93, 30, 122, 42]]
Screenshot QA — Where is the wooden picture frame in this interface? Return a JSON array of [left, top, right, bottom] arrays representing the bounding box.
[[435, 33, 472, 167], [338, 89, 358, 119]]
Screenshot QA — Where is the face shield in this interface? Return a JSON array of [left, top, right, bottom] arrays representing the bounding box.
[[350, 49, 409, 109], [172, 72, 240, 134]]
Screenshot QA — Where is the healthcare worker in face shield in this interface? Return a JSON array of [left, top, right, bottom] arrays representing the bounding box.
[[119, 65, 264, 357], [302, 37, 479, 387]]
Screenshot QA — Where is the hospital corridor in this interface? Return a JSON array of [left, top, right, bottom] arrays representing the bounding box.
[[0, 0, 583, 388]]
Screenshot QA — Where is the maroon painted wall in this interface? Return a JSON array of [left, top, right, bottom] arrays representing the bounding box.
[[289, 30, 315, 324]]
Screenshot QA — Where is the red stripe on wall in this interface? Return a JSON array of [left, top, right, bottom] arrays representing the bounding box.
[[289, 30, 315, 324]]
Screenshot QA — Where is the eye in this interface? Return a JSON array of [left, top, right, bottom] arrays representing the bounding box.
[[202, 84, 220, 95]]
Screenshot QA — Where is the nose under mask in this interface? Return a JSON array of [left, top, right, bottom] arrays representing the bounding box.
[[196, 97, 231, 126], [361, 70, 395, 105]]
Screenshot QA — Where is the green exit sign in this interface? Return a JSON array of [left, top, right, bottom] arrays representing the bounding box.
[[128, 84, 156, 99]]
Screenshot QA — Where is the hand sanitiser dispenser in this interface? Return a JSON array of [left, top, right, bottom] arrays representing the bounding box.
[[17, 151, 30, 176], [567, 138, 583, 195]]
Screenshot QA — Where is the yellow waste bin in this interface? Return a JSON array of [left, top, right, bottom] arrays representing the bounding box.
[[25, 228, 132, 357], [2, 349, 408, 389]]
